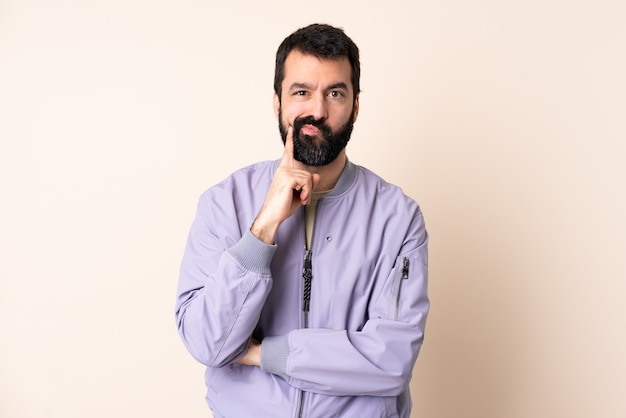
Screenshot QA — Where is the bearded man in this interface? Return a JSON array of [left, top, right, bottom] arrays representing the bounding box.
[[175, 23, 429, 418]]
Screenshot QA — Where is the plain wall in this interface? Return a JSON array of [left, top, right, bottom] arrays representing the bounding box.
[[1, 1, 624, 417]]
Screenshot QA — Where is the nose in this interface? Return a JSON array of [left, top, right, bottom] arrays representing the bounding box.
[[308, 93, 328, 121]]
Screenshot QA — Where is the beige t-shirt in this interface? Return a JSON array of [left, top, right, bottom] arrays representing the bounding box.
[[305, 190, 331, 250]]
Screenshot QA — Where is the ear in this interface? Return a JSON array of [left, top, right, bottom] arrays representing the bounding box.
[[352, 94, 360, 123], [273, 93, 280, 118]]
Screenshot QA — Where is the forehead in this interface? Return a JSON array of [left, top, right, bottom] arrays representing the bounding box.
[[282, 50, 353, 90]]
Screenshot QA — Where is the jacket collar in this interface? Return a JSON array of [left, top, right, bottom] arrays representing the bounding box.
[[271, 158, 357, 197]]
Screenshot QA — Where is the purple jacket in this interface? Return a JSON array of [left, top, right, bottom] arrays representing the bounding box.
[[176, 159, 429, 418]]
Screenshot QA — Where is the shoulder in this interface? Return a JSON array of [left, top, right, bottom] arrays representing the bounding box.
[[353, 164, 420, 210], [201, 160, 275, 198], [193, 160, 276, 224]]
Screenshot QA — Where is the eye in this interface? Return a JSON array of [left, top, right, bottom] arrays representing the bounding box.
[[294, 90, 307, 96], [329, 90, 345, 99]]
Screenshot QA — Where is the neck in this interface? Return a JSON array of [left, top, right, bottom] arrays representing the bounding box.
[[297, 151, 346, 192]]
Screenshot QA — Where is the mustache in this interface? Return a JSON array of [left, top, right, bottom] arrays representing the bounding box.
[[293, 115, 328, 132]]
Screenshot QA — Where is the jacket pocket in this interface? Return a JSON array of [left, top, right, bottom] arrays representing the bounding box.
[[389, 256, 410, 320]]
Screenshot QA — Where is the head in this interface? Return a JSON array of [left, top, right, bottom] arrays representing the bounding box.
[[274, 24, 361, 104], [274, 24, 361, 166]]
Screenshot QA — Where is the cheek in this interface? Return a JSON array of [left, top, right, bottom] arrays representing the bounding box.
[[281, 112, 295, 129], [283, 97, 315, 114], [278, 103, 292, 121], [330, 107, 354, 127]]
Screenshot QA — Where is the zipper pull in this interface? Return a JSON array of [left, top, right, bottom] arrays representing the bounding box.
[[303, 250, 313, 313], [401, 257, 410, 280]]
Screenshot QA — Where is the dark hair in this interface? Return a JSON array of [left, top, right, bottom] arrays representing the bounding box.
[[274, 23, 360, 102]]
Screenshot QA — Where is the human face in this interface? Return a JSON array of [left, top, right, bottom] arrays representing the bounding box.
[[275, 50, 359, 167]]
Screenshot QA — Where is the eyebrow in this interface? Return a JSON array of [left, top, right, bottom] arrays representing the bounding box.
[[288, 82, 350, 91], [326, 82, 349, 91], [288, 82, 313, 91]]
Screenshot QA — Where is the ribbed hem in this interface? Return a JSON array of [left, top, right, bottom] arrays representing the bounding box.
[[260, 334, 290, 380], [227, 230, 277, 275]]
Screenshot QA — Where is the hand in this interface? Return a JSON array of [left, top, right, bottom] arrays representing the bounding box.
[[251, 126, 320, 244], [235, 338, 261, 367]]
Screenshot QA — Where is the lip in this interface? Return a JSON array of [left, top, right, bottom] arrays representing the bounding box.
[[300, 124, 320, 136]]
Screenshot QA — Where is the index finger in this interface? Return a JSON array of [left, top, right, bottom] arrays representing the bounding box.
[[281, 126, 295, 167]]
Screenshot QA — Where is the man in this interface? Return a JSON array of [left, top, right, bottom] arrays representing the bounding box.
[[176, 23, 429, 418]]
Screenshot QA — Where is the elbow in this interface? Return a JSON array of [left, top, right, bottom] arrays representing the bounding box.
[[176, 313, 246, 368], [379, 370, 413, 396], [376, 342, 424, 396], [176, 315, 212, 366]]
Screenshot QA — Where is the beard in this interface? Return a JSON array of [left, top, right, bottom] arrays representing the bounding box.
[[278, 108, 355, 167]]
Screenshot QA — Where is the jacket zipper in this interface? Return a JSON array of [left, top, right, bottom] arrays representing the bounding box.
[[297, 205, 316, 418], [297, 250, 313, 418], [302, 249, 313, 328], [394, 257, 410, 320]]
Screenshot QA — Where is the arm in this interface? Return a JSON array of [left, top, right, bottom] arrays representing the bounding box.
[[176, 127, 318, 368], [175, 198, 276, 367], [260, 208, 429, 397], [250, 126, 319, 244]]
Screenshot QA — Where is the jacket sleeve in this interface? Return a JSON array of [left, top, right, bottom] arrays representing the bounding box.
[[260, 208, 429, 397], [175, 192, 275, 367]]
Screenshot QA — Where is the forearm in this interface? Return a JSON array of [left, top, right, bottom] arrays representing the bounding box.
[[261, 243, 429, 396], [260, 322, 425, 396], [176, 230, 276, 367]]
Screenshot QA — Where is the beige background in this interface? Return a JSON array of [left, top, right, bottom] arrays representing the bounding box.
[[1, 1, 624, 417]]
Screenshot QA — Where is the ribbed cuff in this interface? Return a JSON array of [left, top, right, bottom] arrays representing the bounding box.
[[260, 334, 291, 380], [227, 229, 277, 275]]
